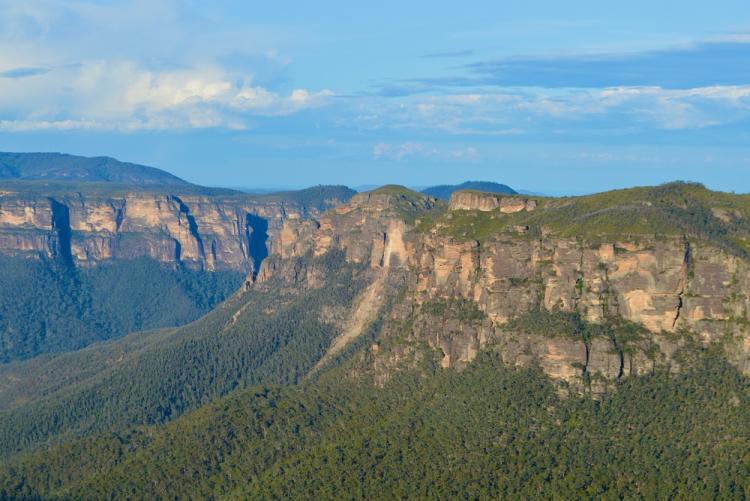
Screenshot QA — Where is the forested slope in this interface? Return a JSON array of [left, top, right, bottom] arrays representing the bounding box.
[[2, 182, 750, 500], [0, 257, 242, 362], [0, 251, 367, 456], [1, 351, 747, 500]]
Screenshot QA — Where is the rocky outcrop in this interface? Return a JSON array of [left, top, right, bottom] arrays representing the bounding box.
[[402, 232, 750, 390], [449, 191, 537, 213], [260, 188, 750, 391], [7, 182, 747, 392], [0, 190, 340, 272], [259, 189, 436, 278]]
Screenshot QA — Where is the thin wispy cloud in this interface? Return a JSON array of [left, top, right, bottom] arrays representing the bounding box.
[[0, 66, 50, 78], [421, 49, 475, 59], [372, 141, 478, 161], [0, 0, 748, 191], [412, 39, 750, 90]]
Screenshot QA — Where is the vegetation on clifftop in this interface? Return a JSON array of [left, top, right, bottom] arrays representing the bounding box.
[[425, 182, 750, 257], [253, 184, 356, 211]]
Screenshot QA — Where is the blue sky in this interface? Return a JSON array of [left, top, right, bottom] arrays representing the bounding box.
[[0, 1, 749, 194]]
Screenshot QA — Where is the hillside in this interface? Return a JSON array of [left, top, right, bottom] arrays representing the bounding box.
[[0, 257, 242, 362], [0, 179, 356, 362], [252, 184, 357, 212], [0, 152, 191, 185], [422, 180, 517, 199], [0, 182, 749, 498], [0, 250, 371, 455], [427, 181, 750, 255], [2, 352, 747, 500]]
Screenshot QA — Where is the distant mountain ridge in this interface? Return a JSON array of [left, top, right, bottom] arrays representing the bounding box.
[[1, 182, 750, 500], [421, 180, 517, 199], [0, 152, 189, 186]]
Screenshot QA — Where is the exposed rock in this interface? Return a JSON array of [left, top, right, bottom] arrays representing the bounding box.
[[0, 190, 341, 272], [262, 189, 750, 389], [6, 183, 750, 391], [449, 190, 537, 213]]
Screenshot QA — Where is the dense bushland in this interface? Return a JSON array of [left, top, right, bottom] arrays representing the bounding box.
[[0, 256, 243, 362]]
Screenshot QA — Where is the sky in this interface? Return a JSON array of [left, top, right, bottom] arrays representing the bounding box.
[[1, 1, 750, 194]]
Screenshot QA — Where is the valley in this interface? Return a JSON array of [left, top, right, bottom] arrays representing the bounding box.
[[0, 162, 749, 498], [3, 3, 748, 498], [0, 167, 355, 362]]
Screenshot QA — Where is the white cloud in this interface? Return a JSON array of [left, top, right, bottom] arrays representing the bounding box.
[[1, 1, 749, 137], [0, 118, 102, 131], [0, 0, 334, 131], [349, 85, 750, 136], [0, 59, 334, 131]]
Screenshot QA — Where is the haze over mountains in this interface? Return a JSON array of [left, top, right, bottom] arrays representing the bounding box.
[[421, 180, 517, 199], [0, 152, 191, 186], [0, 152, 749, 498]]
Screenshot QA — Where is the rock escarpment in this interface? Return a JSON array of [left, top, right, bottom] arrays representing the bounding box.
[[448, 191, 537, 213], [257, 186, 750, 392], [0, 188, 348, 272]]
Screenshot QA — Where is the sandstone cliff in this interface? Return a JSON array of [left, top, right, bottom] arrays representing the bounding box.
[[257, 184, 750, 392], [448, 190, 537, 213], [0, 186, 352, 273]]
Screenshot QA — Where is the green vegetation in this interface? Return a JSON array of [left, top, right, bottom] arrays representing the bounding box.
[[0, 251, 366, 456], [364, 185, 447, 225], [0, 180, 355, 208], [422, 297, 486, 325], [0, 256, 242, 362], [422, 180, 518, 200], [1, 179, 749, 499], [429, 182, 750, 257], [1, 351, 747, 500], [507, 308, 661, 386], [0, 178, 240, 197], [252, 185, 356, 211], [370, 184, 424, 198]]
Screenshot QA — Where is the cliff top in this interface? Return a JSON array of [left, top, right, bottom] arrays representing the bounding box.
[[0, 179, 239, 197], [370, 184, 425, 198], [424, 182, 750, 257], [254, 185, 356, 212], [0, 180, 357, 212]]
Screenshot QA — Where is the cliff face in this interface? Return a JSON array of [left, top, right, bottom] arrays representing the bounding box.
[[0, 189, 337, 272], [448, 191, 537, 213], [258, 187, 750, 391]]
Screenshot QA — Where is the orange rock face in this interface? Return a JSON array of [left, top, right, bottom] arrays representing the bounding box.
[[260, 190, 750, 389]]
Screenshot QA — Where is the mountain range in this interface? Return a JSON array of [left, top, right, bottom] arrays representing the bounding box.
[[0, 154, 748, 499], [0, 152, 191, 186], [421, 180, 517, 199]]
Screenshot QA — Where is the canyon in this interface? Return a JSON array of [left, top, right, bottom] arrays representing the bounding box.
[[2, 181, 749, 394]]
